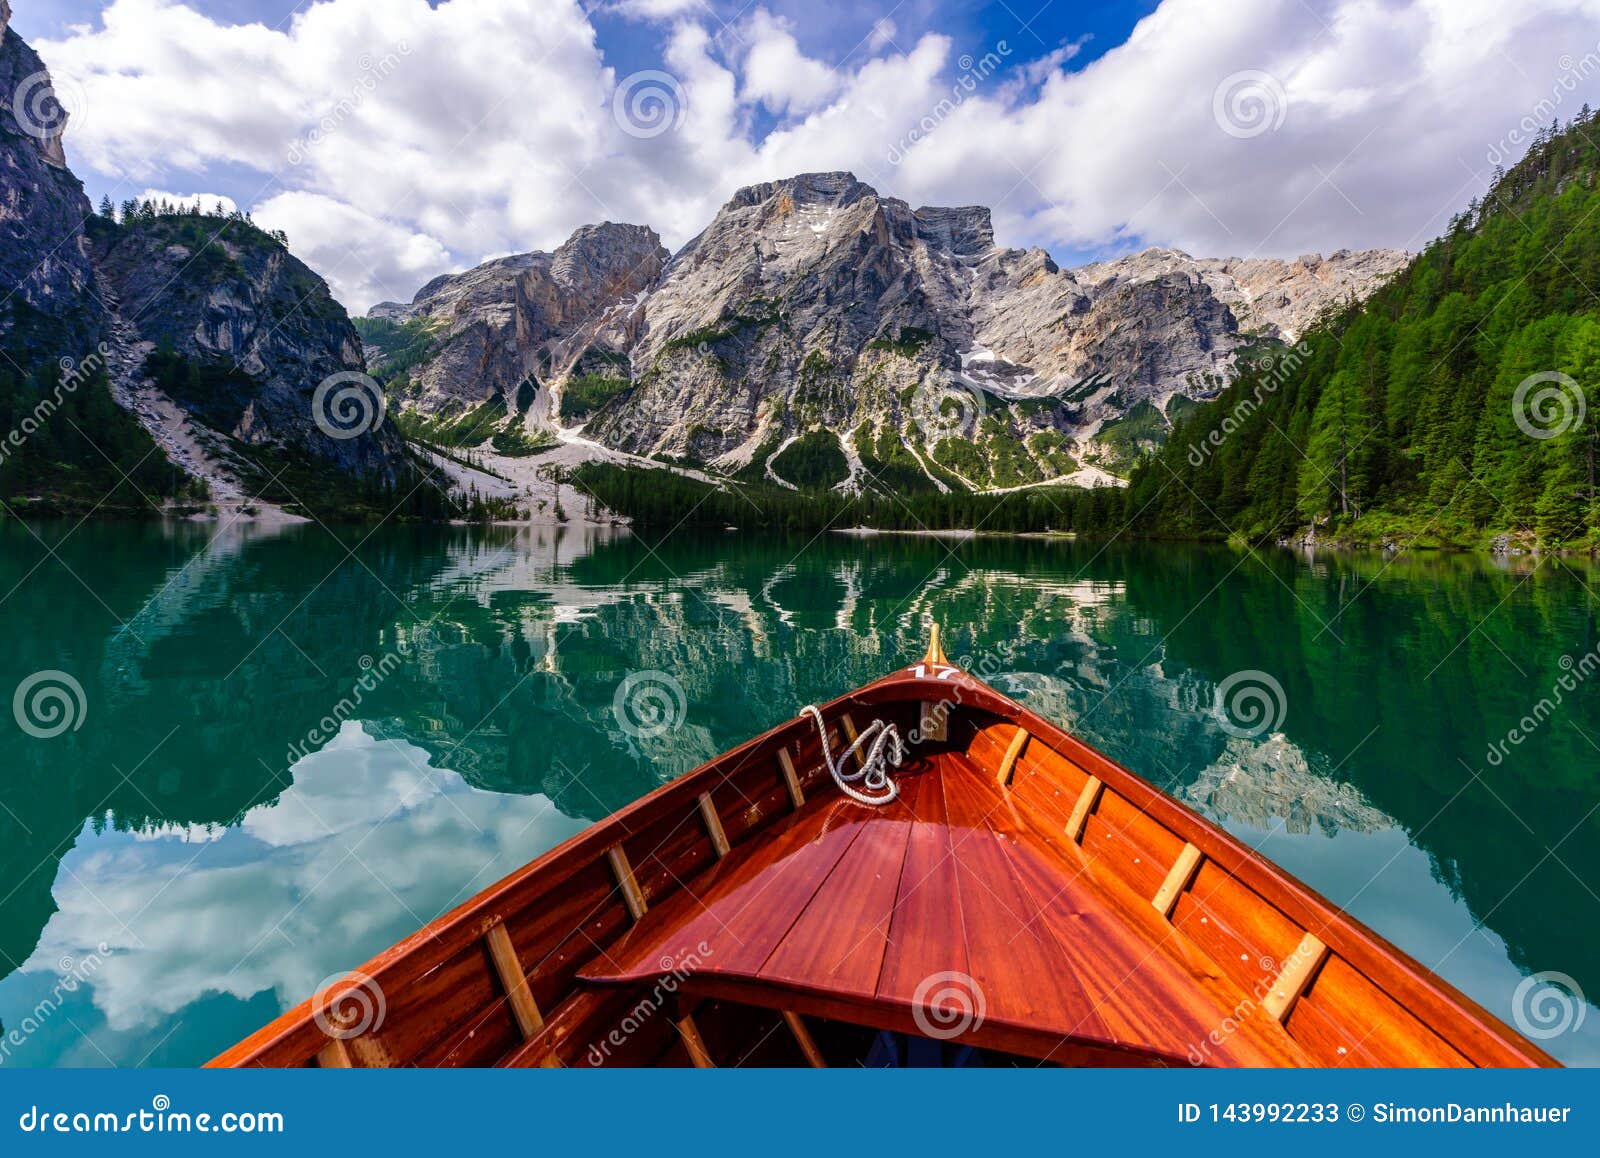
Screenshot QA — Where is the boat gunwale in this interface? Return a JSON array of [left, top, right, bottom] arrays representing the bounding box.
[[206, 679, 883, 1067], [908, 670, 1558, 1069], [208, 661, 1558, 1069]]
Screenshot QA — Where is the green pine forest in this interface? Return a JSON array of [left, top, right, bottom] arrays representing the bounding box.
[[1126, 105, 1600, 550], [588, 107, 1600, 551]]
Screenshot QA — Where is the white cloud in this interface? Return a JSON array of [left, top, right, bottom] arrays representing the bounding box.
[[253, 191, 452, 310], [739, 10, 841, 115], [608, 0, 709, 21], [38, 0, 1600, 314], [136, 189, 237, 214], [24, 727, 586, 1035], [1020, 37, 1087, 86], [868, 19, 898, 53]]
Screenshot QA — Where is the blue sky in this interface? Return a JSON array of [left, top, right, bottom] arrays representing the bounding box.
[[22, 0, 1600, 310], [16, 1, 1162, 72]]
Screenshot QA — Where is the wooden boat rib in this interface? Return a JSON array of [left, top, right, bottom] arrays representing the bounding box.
[[210, 631, 1556, 1069]]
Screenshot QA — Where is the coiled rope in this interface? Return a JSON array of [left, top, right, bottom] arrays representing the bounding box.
[[799, 705, 904, 806]]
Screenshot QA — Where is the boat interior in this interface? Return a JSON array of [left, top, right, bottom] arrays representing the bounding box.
[[210, 662, 1553, 1069]]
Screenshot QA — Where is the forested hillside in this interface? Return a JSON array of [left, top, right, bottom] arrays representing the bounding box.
[[1126, 107, 1600, 550]]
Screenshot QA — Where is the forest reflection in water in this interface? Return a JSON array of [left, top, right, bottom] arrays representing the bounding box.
[[0, 519, 1595, 1065]]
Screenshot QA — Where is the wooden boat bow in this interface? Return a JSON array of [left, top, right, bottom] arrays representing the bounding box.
[[210, 631, 1557, 1069]]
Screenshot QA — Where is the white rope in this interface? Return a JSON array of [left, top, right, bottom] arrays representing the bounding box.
[[799, 705, 904, 806]]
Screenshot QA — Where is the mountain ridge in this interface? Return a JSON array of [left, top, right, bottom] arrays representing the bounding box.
[[369, 170, 1406, 492], [0, 15, 441, 519]]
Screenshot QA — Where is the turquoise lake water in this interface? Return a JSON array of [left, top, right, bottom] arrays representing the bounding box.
[[0, 521, 1596, 1066]]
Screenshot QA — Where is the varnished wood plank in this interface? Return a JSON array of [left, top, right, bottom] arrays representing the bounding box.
[[1042, 812, 1228, 986], [759, 789, 915, 997], [996, 726, 1030, 787], [1296, 956, 1471, 1066], [361, 941, 517, 1068], [990, 752, 1310, 1065], [936, 757, 1112, 1045], [581, 802, 871, 983], [607, 844, 648, 921], [698, 792, 731, 858], [876, 767, 969, 1006], [484, 922, 545, 1038], [1152, 843, 1204, 918], [782, 1010, 826, 1067], [498, 987, 670, 1068], [1065, 775, 1103, 842], [1283, 989, 1383, 1066], [1085, 781, 1189, 869], [947, 754, 1309, 1067], [679, 804, 871, 979], [1168, 859, 1306, 997], [1263, 932, 1328, 1021], [625, 809, 720, 909]]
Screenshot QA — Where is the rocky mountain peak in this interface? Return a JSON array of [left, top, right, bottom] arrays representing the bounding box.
[[369, 221, 666, 415], [725, 170, 874, 214], [92, 214, 410, 489], [375, 170, 1411, 492], [913, 204, 994, 258], [0, 21, 99, 352], [1, 16, 70, 170], [1075, 245, 1409, 342], [0, 18, 427, 515], [550, 221, 667, 296]]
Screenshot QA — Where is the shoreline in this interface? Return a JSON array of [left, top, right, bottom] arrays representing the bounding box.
[[5, 506, 1594, 560], [835, 526, 1080, 541]]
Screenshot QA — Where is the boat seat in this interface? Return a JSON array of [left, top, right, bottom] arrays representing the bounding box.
[[578, 751, 1312, 1066]]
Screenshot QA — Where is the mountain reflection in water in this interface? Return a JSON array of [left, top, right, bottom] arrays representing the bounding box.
[[0, 521, 1596, 1065]]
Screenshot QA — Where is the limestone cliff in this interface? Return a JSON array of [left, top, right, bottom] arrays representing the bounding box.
[[378, 172, 1406, 490], [0, 10, 100, 359]]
